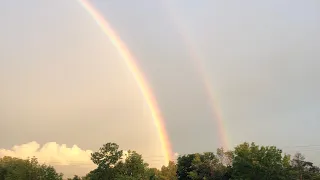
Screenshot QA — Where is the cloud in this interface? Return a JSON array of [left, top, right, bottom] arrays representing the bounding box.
[[0, 141, 94, 166], [0, 141, 131, 166], [172, 152, 179, 162], [0, 141, 147, 177]]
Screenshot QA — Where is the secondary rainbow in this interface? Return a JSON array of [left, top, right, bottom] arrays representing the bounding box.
[[162, 1, 230, 150], [77, 0, 173, 164]]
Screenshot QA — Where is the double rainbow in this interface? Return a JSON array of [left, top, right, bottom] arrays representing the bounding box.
[[77, 0, 173, 164]]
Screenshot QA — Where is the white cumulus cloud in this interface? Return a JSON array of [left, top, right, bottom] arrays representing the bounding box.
[[0, 141, 152, 177], [0, 141, 94, 166]]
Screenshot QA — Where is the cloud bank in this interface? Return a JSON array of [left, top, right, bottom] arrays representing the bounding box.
[[0, 141, 174, 177], [0, 141, 94, 166]]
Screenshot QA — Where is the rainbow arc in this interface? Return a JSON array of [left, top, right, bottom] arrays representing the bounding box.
[[77, 0, 173, 164]]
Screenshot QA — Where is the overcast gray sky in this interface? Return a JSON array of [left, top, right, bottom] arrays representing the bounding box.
[[1, 0, 320, 177]]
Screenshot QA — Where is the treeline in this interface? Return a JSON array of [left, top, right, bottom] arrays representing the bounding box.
[[1, 142, 320, 180], [0, 156, 63, 180]]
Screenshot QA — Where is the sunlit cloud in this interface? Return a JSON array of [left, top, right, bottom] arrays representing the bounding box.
[[0, 141, 93, 166], [0, 141, 135, 177]]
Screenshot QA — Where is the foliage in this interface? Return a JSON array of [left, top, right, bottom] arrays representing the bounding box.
[[290, 152, 320, 179], [115, 150, 149, 179], [91, 142, 123, 168], [159, 161, 177, 180], [176, 151, 230, 180], [86, 142, 123, 180], [0, 156, 63, 180], [231, 142, 290, 180], [1, 141, 320, 180], [67, 175, 82, 180]]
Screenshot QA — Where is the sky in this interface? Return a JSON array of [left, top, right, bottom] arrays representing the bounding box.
[[1, 0, 320, 177]]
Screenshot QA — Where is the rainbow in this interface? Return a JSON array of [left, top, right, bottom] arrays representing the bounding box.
[[162, 1, 230, 150], [77, 0, 173, 164], [188, 44, 230, 150]]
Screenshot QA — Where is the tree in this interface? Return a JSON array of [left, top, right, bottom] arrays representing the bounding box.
[[38, 165, 63, 180], [291, 152, 320, 180], [67, 175, 82, 180], [85, 142, 158, 180], [216, 148, 233, 167], [91, 142, 123, 168], [146, 168, 161, 180], [0, 165, 7, 180], [0, 156, 62, 180], [232, 142, 291, 180], [158, 161, 177, 180], [177, 152, 228, 180], [0, 156, 30, 180], [3, 141, 320, 180], [87, 142, 123, 180], [115, 150, 148, 179], [177, 154, 196, 180]]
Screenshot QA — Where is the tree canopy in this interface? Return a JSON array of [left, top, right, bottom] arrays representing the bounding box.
[[1, 141, 320, 180], [0, 156, 63, 180]]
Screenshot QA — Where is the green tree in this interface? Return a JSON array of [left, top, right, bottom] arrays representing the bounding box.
[[0, 156, 62, 180], [0, 164, 7, 180], [291, 152, 320, 180], [91, 143, 123, 168], [177, 152, 227, 180], [67, 175, 82, 180], [87, 142, 123, 180], [159, 161, 177, 180], [0, 156, 30, 180], [216, 148, 233, 167], [115, 150, 149, 179], [146, 168, 161, 180], [38, 165, 63, 180], [177, 154, 196, 180], [232, 142, 291, 180]]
